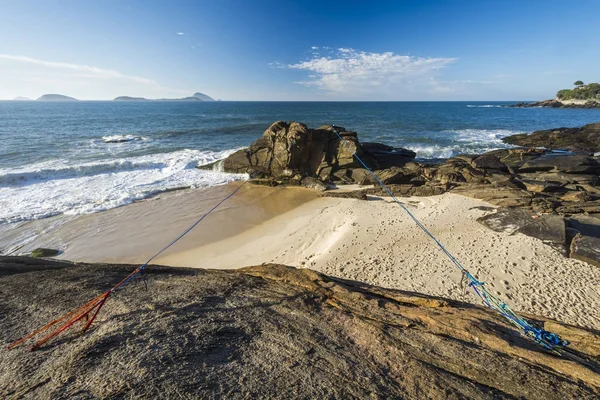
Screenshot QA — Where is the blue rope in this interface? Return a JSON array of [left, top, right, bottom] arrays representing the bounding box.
[[331, 128, 567, 350], [111, 179, 250, 292]]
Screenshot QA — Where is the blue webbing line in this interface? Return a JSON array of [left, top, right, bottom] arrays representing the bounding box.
[[110, 178, 250, 293], [331, 128, 568, 350]]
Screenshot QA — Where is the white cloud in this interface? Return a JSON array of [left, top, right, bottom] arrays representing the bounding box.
[[0, 54, 190, 99], [268, 61, 286, 69], [177, 32, 185, 35], [311, 46, 319, 50], [288, 48, 458, 97]]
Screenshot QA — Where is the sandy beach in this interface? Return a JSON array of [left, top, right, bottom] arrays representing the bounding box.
[[12, 183, 600, 330]]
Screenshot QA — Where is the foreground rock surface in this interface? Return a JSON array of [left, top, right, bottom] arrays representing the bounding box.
[[1, 257, 599, 399]]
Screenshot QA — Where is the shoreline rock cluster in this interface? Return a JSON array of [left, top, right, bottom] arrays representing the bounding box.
[[220, 121, 600, 266], [511, 99, 600, 108], [2, 258, 599, 398], [502, 123, 600, 153]]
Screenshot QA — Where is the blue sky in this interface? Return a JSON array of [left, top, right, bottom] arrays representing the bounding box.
[[0, 0, 598, 100]]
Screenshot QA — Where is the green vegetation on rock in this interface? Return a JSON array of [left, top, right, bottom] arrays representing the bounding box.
[[31, 248, 60, 258], [557, 82, 600, 100]]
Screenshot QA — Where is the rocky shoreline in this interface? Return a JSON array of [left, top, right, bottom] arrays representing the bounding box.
[[510, 99, 600, 108], [219, 121, 600, 266]]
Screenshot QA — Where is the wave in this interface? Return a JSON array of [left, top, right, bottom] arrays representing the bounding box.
[[0, 149, 246, 224], [102, 134, 147, 143], [406, 129, 522, 159], [466, 105, 505, 108]]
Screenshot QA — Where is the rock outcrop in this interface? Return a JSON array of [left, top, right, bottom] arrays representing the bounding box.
[[1, 257, 599, 399], [221, 121, 415, 183], [503, 123, 600, 153], [511, 99, 600, 109]]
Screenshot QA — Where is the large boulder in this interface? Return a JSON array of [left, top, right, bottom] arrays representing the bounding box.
[[503, 123, 600, 152], [222, 121, 416, 183]]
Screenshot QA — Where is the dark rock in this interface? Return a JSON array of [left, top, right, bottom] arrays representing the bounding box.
[[570, 233, 600, 267], [364, 183, 450, 197], [517, 172, 599, 187], [248, 178, 280, 187], [322, 190, 369, 200], [503, 123, 600, 152], [471, 154, 508, 172], [374, 167, 418, 184], [516, 179, 565, 193], [484, 148, 549, 171], [566, 215, 600, 238], [518, 153, 599, 174], [516, 215, 567, 252], [301, 177, 328, 191], [348, 168, 375, 185], [361, 142, 416, 169], [476, 208, 534, 235], [30, 248, 60, 258], [556, 201, 600, 215], [451, 183, 533, 208], [531, 195, 563, 214], [448, 154, 478, 164], [429, 161, 487, 184]]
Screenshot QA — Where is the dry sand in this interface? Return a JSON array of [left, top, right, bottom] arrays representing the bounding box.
[[157, 189, 600, 330], [8, 183, 600, 330]]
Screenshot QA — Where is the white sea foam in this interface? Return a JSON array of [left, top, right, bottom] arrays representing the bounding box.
[[102, 134, 147, 143], [466, 105, 504, 108], [407, 129, 521, 159], [0, 149, 245, 224]]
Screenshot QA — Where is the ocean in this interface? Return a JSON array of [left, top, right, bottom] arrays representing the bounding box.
[[1, 100, 600, 226]]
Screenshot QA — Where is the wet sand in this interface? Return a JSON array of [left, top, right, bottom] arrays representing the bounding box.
[[1, 183, 318, 264]]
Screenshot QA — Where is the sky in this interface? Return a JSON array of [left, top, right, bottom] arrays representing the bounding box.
[[0, 0, 598, 101]]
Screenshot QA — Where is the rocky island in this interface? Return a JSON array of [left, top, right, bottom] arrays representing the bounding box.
[[36, 94, 78, 101], [512, 81, 600, 108], [113, 92, 215, 101]]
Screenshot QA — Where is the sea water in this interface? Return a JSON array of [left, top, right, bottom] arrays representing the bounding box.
[[1, 100, 600, 226]]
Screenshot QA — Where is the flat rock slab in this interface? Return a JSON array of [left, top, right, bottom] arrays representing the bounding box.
[[478, 209, 567, 251], [476, 207, 534, 234], [519, 154, 599, 174], [516, 214, 567, 250]]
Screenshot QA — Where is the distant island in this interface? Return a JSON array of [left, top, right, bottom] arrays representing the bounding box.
[[512, 81, 600, 108], [114, 92, 215, 102], [37, 94, 78, 101], [13, 96, 32, 101]]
